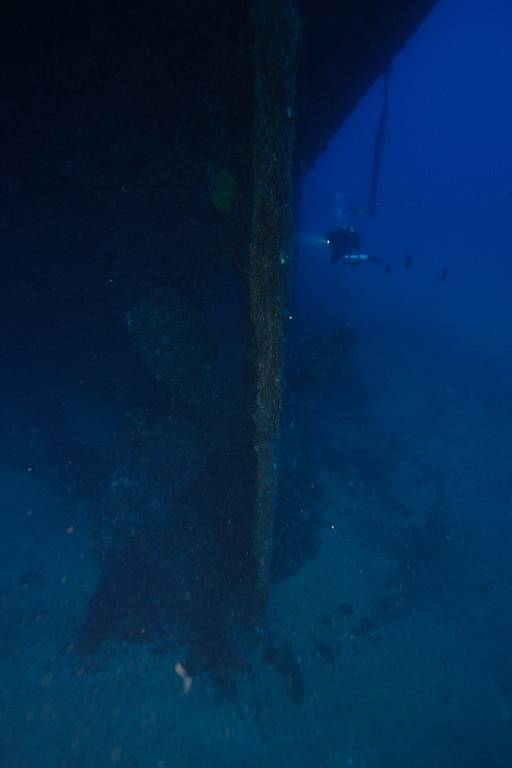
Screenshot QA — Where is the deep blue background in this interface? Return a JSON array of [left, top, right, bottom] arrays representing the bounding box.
[[296, 0, 512, 357]]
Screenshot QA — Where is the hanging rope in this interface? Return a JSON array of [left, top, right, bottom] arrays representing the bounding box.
[[367, 63, 392, 217]]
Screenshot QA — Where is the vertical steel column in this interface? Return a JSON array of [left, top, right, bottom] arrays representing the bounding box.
[[249, 0, 298, 601]]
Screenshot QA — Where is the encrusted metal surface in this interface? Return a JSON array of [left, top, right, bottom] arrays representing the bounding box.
[[249, 0, 298, 600]]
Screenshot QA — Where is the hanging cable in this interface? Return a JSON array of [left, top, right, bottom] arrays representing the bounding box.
[[367, 63, 392, 217]]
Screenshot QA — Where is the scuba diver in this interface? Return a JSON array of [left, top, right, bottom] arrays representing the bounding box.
[[325, 192, 385, 268], [325, 224, 382, 267]]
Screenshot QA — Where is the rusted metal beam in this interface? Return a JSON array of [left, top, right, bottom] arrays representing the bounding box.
[[249, 0, 298, 601]]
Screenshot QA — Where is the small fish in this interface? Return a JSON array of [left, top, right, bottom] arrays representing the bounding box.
[[405, 250, 413, 269], [348, 207, 369, 217], [384, 264, 392, 275], [435, 267, 448, 286]]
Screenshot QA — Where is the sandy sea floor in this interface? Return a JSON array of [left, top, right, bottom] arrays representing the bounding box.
[[1, 328, 511, 768]]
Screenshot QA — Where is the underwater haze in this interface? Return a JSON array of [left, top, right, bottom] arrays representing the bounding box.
[[1, 0, 512, 766]]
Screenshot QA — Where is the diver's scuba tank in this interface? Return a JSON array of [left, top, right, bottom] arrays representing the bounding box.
[[342, 252, 369, 265]]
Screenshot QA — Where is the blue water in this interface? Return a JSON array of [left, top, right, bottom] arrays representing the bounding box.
[[1, 0, 512, 766]]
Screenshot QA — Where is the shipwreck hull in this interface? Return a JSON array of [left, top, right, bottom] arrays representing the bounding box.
[[1, 0, 438, 648]]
